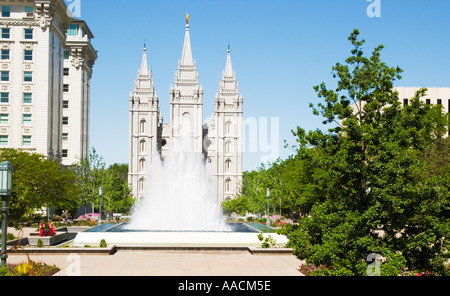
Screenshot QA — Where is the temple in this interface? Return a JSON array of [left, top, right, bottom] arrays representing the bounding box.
[[128, 17, 243, 202]]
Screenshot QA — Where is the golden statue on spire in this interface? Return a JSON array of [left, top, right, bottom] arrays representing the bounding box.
[[185, 12, 190, 25]]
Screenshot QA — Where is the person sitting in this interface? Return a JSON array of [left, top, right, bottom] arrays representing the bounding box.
[[39, 220, 45, 237], [47, 219, 56, 236]]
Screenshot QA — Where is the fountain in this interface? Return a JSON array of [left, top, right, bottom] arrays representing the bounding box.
[[124, 116, 229, 231], [72, 123, 288, 247], [124, 147, 228, 231]]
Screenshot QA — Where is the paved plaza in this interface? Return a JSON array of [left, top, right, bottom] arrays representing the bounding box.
[[7, 250, 304, 276]]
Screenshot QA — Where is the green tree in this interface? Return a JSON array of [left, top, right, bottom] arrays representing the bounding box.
[[102, 163, 134, 215], [222, 170, 263, 216], [281, 29, 450, 275], [222, 159, 295, 217], [71, 148, 106, 213], [281, 152, 328, 216], [0, 149, 79, 226]]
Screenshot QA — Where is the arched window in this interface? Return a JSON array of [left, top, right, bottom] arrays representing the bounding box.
[[225, 159, 232, 173], [139, 158, 146, 172], [140, 140, 146, 153], [139, 178, 145, 192], [225, 140, 232, 154], [225, 121, 232, 135], [225, 178, 231, 192], [140, 120, 146, 134]]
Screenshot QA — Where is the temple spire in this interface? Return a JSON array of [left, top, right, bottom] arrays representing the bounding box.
[[140, 45, 149, 75], [180, 14, 193, 66], [224, 44, 233, 77]]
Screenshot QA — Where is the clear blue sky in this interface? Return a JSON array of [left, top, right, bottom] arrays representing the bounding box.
[[73, 0, 450, 172]]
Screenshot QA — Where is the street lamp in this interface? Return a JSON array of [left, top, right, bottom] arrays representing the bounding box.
[[0, 161, 13, 267], [98, 186, 102, 225], [266, 188, 270, 227]]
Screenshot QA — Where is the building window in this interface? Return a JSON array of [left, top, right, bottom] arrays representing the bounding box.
[[2, 6, 10, 18], [22, 114, 31, 125], [225, 179, 231, 192], [63, 84, 69, 92], [24, 29, 33, 39], [437, 99, 442, 105], [23, 93, 32, 104], [63, 117, 68, 125], [1, 28, 10, 39], [225, 141, 232, 154], [139, 158, 146, 172], [62, 133, 68, 142], [22, 136, 31, 146], [24, 71, 32, 82], [63, 68, 69, 76], [426, 99, 431, 105], [225, 159, 232, 173], [67, 24, 78, 36], [140, 140, 146, 153], [0, 135, 7, 146], [63, 100, 69, 109], [64, 50, 70, 60], [62, 149, 68, 158], [225, 121, 232, 135], [403, 99, 408, 107], [0, 114, 8, 124], [25, 6, 33, 17], [1, 49, 9, 60], [139, 178, 145, 192], [1, 71, 9, 82], [140, 120, 146, 134], [0, 93, 8, 103], [24, 50, 33, 61]]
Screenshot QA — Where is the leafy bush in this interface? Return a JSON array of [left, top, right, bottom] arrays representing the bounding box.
[[99, 239, 107, 248], [257, 233, 277, 248], [36, 239, 43, 248]]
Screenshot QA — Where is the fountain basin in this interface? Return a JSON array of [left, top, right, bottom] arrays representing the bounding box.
[[72, 223, 289, 247]]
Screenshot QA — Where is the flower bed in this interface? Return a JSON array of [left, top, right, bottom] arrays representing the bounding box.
[[299, 263, 450, 276], [0, 261, 60, 276]]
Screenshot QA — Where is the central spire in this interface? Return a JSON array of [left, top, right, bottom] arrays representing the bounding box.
[[140, 45, 149, 76], [180, 14, 194, 66], [224, 44, 233, 77]]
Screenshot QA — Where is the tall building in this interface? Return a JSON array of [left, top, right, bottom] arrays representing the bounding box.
[[63, 18, 96, 165], [129, 17, 243, 202], [0, 0, 96, 165]]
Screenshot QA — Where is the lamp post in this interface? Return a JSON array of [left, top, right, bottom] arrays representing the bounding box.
[[266, 188, 270, 227], [98, 186, 102, 225], [0, 161, 12, 267]]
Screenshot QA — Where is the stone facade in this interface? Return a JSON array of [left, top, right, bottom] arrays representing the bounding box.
[[0, 0, 96, 165]]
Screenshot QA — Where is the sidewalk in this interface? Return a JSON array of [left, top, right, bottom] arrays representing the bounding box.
[[7, 250, 305, 276]]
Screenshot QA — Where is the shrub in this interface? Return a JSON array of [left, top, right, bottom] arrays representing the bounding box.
[[36, 239, 43, 248], [257, 233, 277, 248], [99, 239, 107, 248]]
